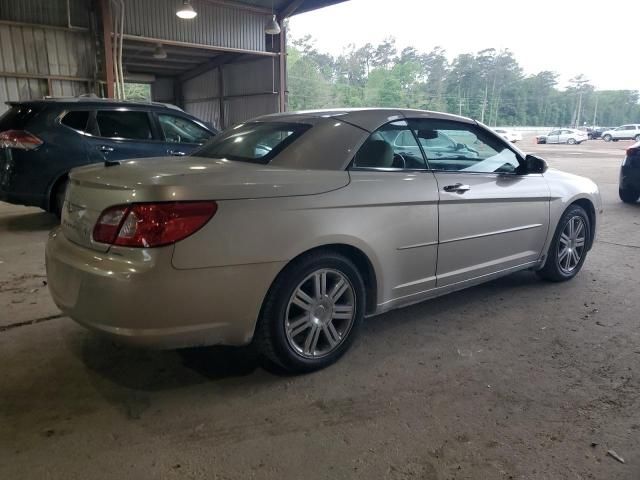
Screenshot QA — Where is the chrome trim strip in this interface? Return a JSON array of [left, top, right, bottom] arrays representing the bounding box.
[[441, 223, 543, 244], [397, 241, 438, 251]]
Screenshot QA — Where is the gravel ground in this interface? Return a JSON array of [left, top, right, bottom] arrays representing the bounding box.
[[1, 137, 638, 479]]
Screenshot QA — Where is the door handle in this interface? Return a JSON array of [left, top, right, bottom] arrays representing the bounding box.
[[98, 145, 114, 152], [443, 183, 471, 193], [168, 150, 186, 156]]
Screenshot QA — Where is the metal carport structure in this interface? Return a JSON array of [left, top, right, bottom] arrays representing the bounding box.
[[0, 0, 346, 129]]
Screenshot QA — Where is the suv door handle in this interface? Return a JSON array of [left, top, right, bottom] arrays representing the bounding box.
[[98, 145, 114, 152], [168, 150, 186, 156], [443, 183, 471, 193]]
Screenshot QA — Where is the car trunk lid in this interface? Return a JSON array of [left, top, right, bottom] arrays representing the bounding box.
[[62, 156, 350, 251]]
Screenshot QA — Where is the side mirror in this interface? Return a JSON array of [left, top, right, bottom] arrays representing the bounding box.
[[525, 154, 548, 174]]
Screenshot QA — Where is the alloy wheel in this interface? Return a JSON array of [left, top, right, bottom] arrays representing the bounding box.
[[557, 216, 586, 274], [284, 269, 356, 359]]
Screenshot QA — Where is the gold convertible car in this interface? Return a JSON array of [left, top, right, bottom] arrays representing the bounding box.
[[46, 109, 602, 372]]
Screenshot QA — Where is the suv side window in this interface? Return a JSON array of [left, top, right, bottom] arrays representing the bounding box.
[[351, 120, 427, 170], [96, 110, 153, 140], [410, 118, 522, 174], [158, 114, 211, 144], [60, 111, 90, 133]]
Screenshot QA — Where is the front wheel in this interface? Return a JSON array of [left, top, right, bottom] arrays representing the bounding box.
[[254, 251, 366, 373], [537, 205, 590, 282], [603, 134, 612, 142], [567, 138, 576, 145], [619, 187, 640, 204]]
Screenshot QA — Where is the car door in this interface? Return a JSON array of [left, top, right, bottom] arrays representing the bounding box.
[[84, 108, 167, 162], [559, 130, 572, 143], [155, 112, 215, 157], [408, 118, 550, 288], [348, 120, 440, 301], [546, 130, 560, 144]]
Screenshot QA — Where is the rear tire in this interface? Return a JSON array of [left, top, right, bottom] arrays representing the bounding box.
[[537, 205, 590, 282], [634, 134, 640, 142], [51, 178, 68, 218], [254, 250, 366, 373], [603, 134, 612, 142], [619, 187, 640, 204]]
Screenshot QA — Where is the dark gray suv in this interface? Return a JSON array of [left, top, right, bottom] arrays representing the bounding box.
[[0, 98, 216, 215]]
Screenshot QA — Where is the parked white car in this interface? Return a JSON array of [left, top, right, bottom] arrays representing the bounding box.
[[601, 124, 640, 142], [494, 128, 522, 143], [536, 129, 588, 145]]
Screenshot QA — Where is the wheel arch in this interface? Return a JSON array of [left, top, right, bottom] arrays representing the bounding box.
[[568, 198, 596, 250], [266, 243, 379, 316]]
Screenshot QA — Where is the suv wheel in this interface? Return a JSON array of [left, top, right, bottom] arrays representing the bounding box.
[[255, 251, 366, 373], [537, 205, 590, 282], [634, 134, 640, 142], [603, 134, 612, 142], [619, 187, 640, 204], [51, 178, 68, 218]]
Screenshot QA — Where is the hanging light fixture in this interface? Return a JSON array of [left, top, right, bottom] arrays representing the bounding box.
[[176, 0, 197, 19], [265, 14, 281, 35], [153, 43, 167, 59]]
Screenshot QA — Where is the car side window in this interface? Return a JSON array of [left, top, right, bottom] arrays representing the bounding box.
[[158, 114, 212, 144], [351, 120, 427, 170], [409, 118, 522, 174], [60, 111, 90, 133], [95, 110, 153, 140], [549, 130, 560, 136]]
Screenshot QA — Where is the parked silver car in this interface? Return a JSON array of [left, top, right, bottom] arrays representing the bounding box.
[[536, 128, 589, 145], [46, 109, 602, 372]]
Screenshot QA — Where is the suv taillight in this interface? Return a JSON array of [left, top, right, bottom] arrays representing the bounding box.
[[93, 202, 217, 248], [0, 130, 43, 150]]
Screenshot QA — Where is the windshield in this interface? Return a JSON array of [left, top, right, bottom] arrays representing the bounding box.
[[194, 122, 310, 164]]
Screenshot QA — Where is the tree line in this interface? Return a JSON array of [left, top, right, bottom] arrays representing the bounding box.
[[287, 36, 640, 127]]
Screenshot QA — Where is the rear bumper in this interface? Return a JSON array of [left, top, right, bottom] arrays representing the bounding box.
[[45, 228, 285, 349]]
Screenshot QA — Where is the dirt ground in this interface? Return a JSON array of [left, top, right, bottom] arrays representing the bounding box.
[[1, 137, 638, 479]]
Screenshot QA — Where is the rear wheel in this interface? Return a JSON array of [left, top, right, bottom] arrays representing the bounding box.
[[634, 134, 640, 142], [619, 187, 640, 204], [51, 178, 68, 218], [255, 251, 366, 373], [537, 205, 590, 282], [603, 134, 612, 142]]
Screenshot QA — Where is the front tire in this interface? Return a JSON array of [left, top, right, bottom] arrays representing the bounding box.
[[255, 251, 366, 373], [537, 205, 590, 282], [603, 134, 612, 142], [619, 187, 640, 204], [567, 138, 576, 145]]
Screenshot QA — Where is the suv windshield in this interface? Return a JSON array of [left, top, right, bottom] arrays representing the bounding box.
[[195, 122, 310, 164]]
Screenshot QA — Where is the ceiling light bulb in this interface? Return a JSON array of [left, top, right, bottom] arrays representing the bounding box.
[[176, 0, 197, 19]]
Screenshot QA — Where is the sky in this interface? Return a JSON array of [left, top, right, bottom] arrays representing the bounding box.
[[288, 0, 638, 91]]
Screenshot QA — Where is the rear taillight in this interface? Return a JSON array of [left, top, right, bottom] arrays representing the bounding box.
[[0, 130, 43, 150], [92, 202, 217, 248]]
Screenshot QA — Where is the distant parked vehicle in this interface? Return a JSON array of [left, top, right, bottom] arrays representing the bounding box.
[[0, 98, 217, 215], [619, 141, 640, 203], [493, 128, 522, 143], [602, 124, 640, 142], [536, 128, 588, 145], [588, 127, 613, 140]]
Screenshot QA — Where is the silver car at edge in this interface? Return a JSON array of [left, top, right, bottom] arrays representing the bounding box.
[[46, 108, 602, 372]]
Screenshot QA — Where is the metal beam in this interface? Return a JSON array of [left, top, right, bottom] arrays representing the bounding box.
[[279, 25, 287, 112], [124, 55, 203, 65], [99, 0, 115, 98], [280, 0, 305, 18], [119, 34, 278, 58], [0, 71, 92, 82]]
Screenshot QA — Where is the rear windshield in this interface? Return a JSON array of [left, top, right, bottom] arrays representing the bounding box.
[[194, 122, 310, 164], [0, 104, 44, 130]]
